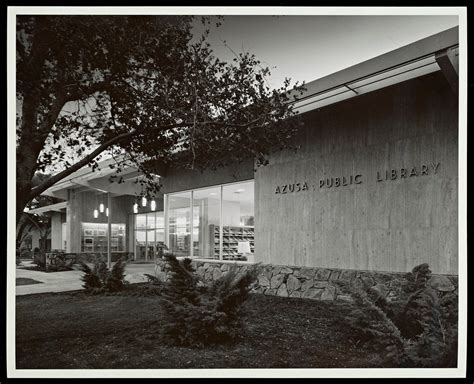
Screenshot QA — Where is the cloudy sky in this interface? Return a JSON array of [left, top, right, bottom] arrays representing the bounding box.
[[192, 15, 458, 89]]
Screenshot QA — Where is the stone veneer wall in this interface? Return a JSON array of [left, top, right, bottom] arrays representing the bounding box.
[[154, 259, 458, 301]]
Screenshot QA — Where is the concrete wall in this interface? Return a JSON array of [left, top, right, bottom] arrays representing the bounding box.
[[255, 72, 458, 274]]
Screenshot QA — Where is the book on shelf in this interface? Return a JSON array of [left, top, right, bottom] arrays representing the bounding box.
[[209, 224, 254, 260]]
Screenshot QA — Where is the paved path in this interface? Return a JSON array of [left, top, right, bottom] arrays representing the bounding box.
[[15, 261, 157, 296]]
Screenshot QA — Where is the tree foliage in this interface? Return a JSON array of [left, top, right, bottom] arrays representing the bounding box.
[[16, 15, 305, 220]]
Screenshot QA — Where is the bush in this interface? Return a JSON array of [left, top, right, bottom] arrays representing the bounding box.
[[336, 263, 458, 367], [80, 258, 128, 293], [160, 255, 258, 347], [20, 248, 32, 259]]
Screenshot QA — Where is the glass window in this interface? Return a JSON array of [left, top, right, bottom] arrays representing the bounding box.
[[222, 181, 254, 260], [81, 222, 126, 253], [168, 191, 192, 257], [134, 214, 147, 260], [164, 180, 254, 261], [192, 186, 221, 259], [132, 211, 165, 261]]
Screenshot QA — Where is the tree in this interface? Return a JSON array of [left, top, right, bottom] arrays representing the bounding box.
[[16, 15, 304, 225], [16, 173, 62, 252]]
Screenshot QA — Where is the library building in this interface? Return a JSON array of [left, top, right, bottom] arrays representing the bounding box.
[[30, 27, 459, 300]]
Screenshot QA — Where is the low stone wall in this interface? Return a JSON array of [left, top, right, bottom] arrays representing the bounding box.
[[154, 259, 458, 302]]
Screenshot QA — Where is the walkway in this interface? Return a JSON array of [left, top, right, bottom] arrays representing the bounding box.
[[15, 261, 157, 296]]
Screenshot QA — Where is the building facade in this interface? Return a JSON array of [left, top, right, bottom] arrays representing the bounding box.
[[32, 27, 459, 282]]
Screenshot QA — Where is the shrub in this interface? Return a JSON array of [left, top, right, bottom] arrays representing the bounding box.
[[80, 258, 128, 293], [337, 263, 458, 367], [20, 248, 32, 258], [160, 255, 258, 347]]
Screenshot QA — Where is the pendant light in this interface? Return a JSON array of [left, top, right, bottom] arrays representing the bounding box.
[[106, 207, 109, 217], [150, 199, 156, 211], [99, 203, 105, 213], [141, 196, 147, 207], [93, 193, 99, 218], [133, 203, 138, 214]]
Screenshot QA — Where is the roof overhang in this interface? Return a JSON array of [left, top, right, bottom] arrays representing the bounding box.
[[28, 201, 67, 215], [291, 26, 458, 114]]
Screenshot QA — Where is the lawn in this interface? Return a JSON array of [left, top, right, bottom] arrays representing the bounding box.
[[16, 278, 42, 286], [16, 290, 387, 369]]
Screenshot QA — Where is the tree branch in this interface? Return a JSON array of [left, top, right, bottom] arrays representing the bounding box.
[[29, 116, 266, 200]]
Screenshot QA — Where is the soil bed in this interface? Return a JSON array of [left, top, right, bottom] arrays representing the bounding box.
[[16, 290, 391, 369]]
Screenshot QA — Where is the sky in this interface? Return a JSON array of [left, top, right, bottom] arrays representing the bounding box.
[[191, 15, 459, 89]]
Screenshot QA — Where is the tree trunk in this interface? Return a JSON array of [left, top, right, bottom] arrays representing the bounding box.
[[16, 183, 32, 227]]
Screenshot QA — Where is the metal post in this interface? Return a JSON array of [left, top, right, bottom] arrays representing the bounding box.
[[107, 192, 112, 269], [190, 190, 194, 258], [164, 194, 169, 248], [219, 185, 223, 261]]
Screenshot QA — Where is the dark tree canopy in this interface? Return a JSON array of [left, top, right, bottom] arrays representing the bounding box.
[[16, 15, 305, 223]]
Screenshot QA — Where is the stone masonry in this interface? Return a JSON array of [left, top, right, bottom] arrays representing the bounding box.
[[154, 259, 458, 302]]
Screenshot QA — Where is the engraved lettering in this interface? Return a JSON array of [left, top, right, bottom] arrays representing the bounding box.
[[282, 185, 287, 194], [342, 176, 348, 186], [319, 179, 325, 188], [275, 186, 281, 194], [376, 171, 383, 182], [326, 178, 333, 188], [296, 183, 301, 192], [421, 165, 428, 175], [289, 184, 295, 192], [335, 177, 340, 187], [432, 162, 440, 174], [391, 169, 397, 180], [400, 168, 407, 178], [354, 175, 362, 184], [302, 182, 309, 191], [410, 167, 418, 177]]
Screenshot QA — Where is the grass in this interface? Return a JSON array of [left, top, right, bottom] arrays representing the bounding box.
[[15, 289, 388, 369], [16, 278, 42, 286]]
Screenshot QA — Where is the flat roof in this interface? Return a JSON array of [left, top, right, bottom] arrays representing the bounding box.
[[292, 26, 458, 105]]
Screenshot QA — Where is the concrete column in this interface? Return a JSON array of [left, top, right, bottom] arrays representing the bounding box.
[[66, 189, 82, 253], [50, 212, 62, 250]]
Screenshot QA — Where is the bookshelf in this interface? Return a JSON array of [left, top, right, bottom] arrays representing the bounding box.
[[209, 224, 254, 260]]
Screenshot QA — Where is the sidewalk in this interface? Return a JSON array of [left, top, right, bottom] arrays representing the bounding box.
[[15, 261, 157, 296]]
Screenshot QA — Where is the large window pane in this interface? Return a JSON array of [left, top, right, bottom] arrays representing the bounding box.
[[134, 214, 147, 260], [81, 222, 126, 253], [222, 181, 254, 260], [168, 192, 191, 257], [193, 186, 221, 259], [146, 212, 156, 259], [155, 212, 165, 249]]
